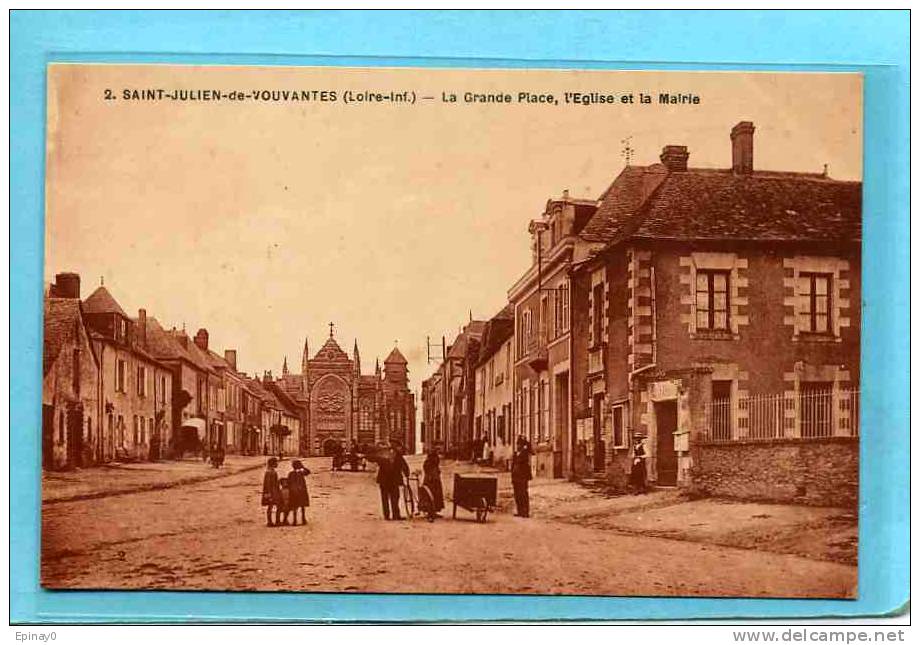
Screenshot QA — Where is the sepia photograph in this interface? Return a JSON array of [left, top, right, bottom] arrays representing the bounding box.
[[40, 64, 862, 599]]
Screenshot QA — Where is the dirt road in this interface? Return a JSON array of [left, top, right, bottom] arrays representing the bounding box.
[[41, 457, 856, 597]]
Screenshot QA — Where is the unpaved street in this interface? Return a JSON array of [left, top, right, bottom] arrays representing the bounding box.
[[42, 457, 857, 597]]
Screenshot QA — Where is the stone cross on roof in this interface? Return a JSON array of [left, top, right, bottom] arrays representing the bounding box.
[[329, 321, 335, 338]]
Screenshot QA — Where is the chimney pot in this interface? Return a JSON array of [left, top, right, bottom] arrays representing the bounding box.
[[194, 328, 209, 351], [224, 349, 237, 371], [731, 121, 755, 174], [51, 272, 81, 299], [660, 145, 689, 172]]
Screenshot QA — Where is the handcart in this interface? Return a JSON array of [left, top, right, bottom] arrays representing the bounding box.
[[452, 473, 497, 523]]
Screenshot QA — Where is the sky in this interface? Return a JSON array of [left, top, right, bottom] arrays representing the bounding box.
[[45, 65, 862, 396]]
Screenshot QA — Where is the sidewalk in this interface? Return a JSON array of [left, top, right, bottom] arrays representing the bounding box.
[[42, 455, 268, 504], [422, 457, 856, 565]]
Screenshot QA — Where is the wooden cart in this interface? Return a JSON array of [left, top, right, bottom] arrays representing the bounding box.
[[452, 473, 497, 523]]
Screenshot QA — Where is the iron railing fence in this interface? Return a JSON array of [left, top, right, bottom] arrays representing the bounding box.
[[705, 389, 859, 442]]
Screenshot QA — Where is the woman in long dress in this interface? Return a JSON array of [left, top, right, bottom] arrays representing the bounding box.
[[422, 448, 445, 514]]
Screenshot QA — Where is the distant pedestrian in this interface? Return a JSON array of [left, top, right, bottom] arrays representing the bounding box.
[[263, 442, 269, 456], [287, 460, 311, 525], [511, 436, 532, 518], [377, 441, 410, 520], [261, 457, 282, 527], [630, 434, 648, 494], [422, 447, 445, 515]]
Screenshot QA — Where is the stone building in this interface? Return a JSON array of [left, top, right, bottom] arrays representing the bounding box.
[[141, 317, 214, 455], [570, 122, 861, 497], [82, 283, 173, 463], [276, 327, 415, 455], [509, 192, 597, 478], [473, 304, 515, 468], [42, 273, 100, 469]]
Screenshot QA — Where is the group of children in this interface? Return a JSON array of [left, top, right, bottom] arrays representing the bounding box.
[[261, 458, 311, 526]]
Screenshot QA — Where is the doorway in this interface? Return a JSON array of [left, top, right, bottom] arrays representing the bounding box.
[[655, 400, 678, 486]]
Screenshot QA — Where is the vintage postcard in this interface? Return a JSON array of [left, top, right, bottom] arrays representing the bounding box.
[[41, 64, 862, 598]]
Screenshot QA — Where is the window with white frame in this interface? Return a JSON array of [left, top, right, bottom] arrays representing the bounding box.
[[799, 273, 832, 334], [695, 270, 730, 331]]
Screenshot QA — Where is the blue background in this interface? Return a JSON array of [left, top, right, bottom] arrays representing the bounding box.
[[10, 10, 910, 623]]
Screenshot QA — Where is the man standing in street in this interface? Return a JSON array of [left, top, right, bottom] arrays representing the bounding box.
[[511, 435, 532, 518], [377, 441, 410, 520]]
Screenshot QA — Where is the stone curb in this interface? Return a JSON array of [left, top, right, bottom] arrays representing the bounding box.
[[42, 461, 266, 506]]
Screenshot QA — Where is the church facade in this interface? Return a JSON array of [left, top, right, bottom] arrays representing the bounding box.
[[277, 328, 417, 456]]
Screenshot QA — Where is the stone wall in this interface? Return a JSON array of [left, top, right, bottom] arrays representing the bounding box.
[[689, 437, 858, 508]]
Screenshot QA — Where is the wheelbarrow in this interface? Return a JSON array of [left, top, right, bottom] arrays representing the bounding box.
[[452, 473, 497, 523]]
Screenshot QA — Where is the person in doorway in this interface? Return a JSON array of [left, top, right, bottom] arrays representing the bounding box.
[[377, 441, 409, 520], [422, 446, 445, 515], [286, 460, 311, 525], [482, 436, 492, 465], [511, 436, 533, 518], [630, 434, 648, 494], [261, 457, 282, 527]]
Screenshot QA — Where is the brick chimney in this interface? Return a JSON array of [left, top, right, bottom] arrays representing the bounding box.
[[51, 272, 81, 299], [138, 309, 147, 348], [660, 145, 689, 172], [194, 328, 209, 351], [224, 349, 237, 371], [731, 121, 755, 174]]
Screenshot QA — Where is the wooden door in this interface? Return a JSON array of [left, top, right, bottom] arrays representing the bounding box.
[[655, 401, 678, 486]]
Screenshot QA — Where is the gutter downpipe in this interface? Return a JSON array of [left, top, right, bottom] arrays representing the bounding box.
[[628, 264, 657, 442]]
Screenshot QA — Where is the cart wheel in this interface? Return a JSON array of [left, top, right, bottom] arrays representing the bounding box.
[[475, 498, 488, 523]]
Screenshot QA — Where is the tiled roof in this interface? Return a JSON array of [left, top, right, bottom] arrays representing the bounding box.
[[477, 305, 515, 364], [633, 170, 861, 242], [205, 348, 231, 370], [141, 317, 183, 361], [82, 286, 128, 317], [44, 297, 91, 377], [580, 165, 668, 243], [581, 164, 861, 245]]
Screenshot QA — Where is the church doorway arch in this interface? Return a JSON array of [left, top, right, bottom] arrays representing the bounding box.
[[322, 437, 342, 456]]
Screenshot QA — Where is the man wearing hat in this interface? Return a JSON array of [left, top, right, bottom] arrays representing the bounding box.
[[377, 440, 410, 520], [511, 436, 533, 517]]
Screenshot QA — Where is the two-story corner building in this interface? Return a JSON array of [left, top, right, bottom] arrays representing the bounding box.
[[509, 192, 597, 479], [571, 122, 861, 497], [42, 273, 101, 470], [472, 304, 515, 468], [82, 283, 173, 463], [142, 318, 212, 455]]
